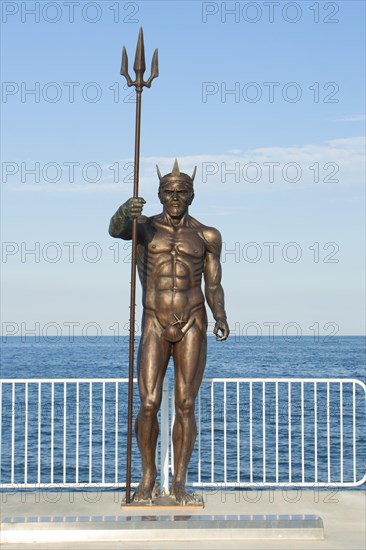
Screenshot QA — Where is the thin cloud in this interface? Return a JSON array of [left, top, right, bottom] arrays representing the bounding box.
[[6, 136, 365, 193], [332, 115, 366, 123], [226, 149, 243, 155]]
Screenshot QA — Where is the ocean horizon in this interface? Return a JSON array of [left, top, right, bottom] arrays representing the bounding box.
[[1, 335, 365, 381]]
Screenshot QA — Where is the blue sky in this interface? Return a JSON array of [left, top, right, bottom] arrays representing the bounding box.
[[1, 0, 365, 339]]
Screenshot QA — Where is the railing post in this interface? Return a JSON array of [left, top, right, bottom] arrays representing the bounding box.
[[160, 377, 170, 494]]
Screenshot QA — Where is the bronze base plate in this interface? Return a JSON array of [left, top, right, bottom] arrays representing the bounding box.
[[120, 493, 204, 511]]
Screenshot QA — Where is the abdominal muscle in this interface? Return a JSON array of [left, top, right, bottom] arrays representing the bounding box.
[[139, 251, 205, 328], [143, 286, 204, 328]]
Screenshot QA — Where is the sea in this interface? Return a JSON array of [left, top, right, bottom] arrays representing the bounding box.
[[1, 335, 365, 490]]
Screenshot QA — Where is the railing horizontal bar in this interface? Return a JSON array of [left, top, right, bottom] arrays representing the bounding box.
[[1, 479, 365, 490], [201, 378, 366, 387], [191, 478, 366, 488], [0, 378, 133, 384], [1, 377, 364, 385], [0, 483, 138, 489]]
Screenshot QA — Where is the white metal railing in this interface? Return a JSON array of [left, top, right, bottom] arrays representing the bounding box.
[[187, 378, 366, 489], [0, 378, 144, 490], [0, 377, 365, 492]]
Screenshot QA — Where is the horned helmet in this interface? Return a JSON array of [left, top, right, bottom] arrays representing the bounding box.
[[156, 159, 197, 189]]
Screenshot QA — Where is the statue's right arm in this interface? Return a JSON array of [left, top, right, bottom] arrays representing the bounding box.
[[108, 197, 146, 240]]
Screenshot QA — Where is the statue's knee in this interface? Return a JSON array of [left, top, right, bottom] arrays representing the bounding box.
[[176, 397, 195, 418], [141, 398, 159, 417]]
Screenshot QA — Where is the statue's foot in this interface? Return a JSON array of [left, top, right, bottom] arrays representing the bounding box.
[[151, 480, 160, 498], [133, 475, 158, 502], [170, 481, 195, 504]]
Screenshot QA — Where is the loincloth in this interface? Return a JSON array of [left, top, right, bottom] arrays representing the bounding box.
[[144, 305, 207, 343]]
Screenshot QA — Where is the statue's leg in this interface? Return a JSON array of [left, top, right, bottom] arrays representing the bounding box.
[[134, 313, 171, 501], [171, 315, 207, 503]]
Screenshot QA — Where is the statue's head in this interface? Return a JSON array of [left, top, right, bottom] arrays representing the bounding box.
[[157, 159, 196, 218]]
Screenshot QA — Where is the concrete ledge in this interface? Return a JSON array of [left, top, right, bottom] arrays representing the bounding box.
[[1, 514, 324, 543], [1, 490, 365, 549]]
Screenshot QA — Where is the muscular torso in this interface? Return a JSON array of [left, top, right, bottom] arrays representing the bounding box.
[[137, 215, 206, 328]]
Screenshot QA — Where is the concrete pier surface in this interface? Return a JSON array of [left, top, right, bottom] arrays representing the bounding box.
[[1, 488, 365, 549]]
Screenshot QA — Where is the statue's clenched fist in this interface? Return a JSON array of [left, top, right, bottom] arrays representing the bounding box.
[[213, 318, 230, 341], [119, 197, 146, 219]]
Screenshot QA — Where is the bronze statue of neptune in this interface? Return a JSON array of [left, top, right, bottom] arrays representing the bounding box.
[[109, 159, 229, 503]]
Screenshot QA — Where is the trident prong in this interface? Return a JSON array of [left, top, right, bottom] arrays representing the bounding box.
[[120, 27, 159, 91]]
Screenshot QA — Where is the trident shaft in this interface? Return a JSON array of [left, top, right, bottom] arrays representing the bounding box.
[[120, 28, 158, 504]]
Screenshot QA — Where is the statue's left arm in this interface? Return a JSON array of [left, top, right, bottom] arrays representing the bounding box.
[[203, 228, 230, 341]]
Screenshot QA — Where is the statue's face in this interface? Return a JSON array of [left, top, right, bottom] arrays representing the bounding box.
[[159, 182, 194, 218]]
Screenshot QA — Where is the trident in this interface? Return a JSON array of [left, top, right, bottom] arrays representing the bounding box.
[[120, 28, 158, 504]]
